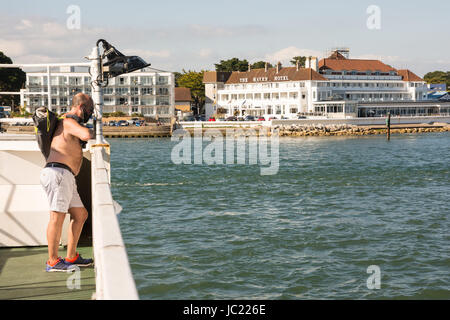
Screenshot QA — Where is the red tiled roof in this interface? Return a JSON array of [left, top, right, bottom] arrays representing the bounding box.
[[319, 58, 397, 73], [175, 87, 192, 102], [397, 69, 423, 82], [224, 67, 327, 84], [203, 71, 232, 83]]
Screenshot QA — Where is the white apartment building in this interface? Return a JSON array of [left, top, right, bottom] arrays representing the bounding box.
[[22, 66, 175, 117], [204, 50, 433, 119]]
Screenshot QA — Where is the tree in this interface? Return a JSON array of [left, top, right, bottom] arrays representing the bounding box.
[[290, 56, 307, 68], [251, 61, 273, 69], [0, 51, 26, 111], [176, 70, 205, 115], [424, 71, 449, 89], [215, 58, 249, 72], [173, 72, 182, 87]]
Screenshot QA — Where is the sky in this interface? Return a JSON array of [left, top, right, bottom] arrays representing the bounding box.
[[1, 0, 449, 76]]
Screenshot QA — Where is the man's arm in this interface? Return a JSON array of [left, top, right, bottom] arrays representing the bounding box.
[[64, 118, 94, 141]]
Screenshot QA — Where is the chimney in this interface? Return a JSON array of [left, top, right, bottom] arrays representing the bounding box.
[[296, 60, 300, 71], [305, 56, 311, 69], [310, 57, 318, 72], [248, 63, 251, 72], [276, 61, 282, 73], [265, 62, 268, 72]]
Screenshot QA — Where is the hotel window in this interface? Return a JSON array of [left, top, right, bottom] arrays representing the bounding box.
[[275, 106, 281, 114], [157, 97, 170, 105], [59, 77, 67, 85], [104, 97, 114, 105], [254, 93, 261, 100], [141, 97, 155, 106], [142, 87, 152, 95], [104, 88, 113, 95], [246, 93, 252, 99], [290, 107, 298, 113], [156, 106, 169, 114], [130, 77, 139, 86], [69, 77, 82, 86], [131, 97, 139, 105], [28, 76, 41, 86], [116, 87, 128, 95], [158, 76, 169, 85], [159, 87, 169, 95], [131, 87, 139, 95], [141, 77, 153, 85], [60, 107, 67, 113]]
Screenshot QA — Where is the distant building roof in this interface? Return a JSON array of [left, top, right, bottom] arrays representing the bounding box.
[[319, 57, 397, 73], [318, 51, 424, 82], [224, 67, 327, 84], [397, 69, 424, 82], [203, 71, 232, 83], [174, 87, 192, 102]]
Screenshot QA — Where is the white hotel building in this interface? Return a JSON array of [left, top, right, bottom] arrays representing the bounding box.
[[22, 66, 175, 117], [203, 50, 446, 119]]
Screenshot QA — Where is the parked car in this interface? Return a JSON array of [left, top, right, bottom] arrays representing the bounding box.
[[196, 115, 206, 121], [108, 120, 117, 126], [117, 120, 129, 126], [208, 117, 216, 121], [183, 115, 195, 121], [268, 116, 278, 121], [237, 116, 245, 121], [297, 115, 307, 119], [244, 115, 255, 121], [257, 117, 266, 121], [226, 116, 237, 121]]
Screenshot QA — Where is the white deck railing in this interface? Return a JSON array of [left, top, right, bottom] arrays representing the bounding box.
[[91, 145, 139, 300]]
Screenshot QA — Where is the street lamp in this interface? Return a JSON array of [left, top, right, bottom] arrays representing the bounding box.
[[88, 39, 150, 143]]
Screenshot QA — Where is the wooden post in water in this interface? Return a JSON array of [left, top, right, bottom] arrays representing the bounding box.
[[386, 112, 391, 141]]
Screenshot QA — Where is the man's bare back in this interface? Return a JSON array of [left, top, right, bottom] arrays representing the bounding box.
[[46, 119, 85, 176], [46, 93, 94, 176]]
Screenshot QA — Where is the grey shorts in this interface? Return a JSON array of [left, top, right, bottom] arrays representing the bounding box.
[[40, 167, 84, 213]]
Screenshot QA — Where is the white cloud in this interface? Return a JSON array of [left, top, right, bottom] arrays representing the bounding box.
[[199, 48, 213, 58], [261, 46, 323, 65]]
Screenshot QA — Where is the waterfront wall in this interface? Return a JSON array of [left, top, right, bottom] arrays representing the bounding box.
[[272, 116, 450, 127]]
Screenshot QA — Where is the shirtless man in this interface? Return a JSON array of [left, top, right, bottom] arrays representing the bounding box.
[[40, 93, 95, 272]]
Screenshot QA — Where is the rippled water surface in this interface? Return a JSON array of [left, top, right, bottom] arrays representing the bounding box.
[[110, 132, 450, 299]]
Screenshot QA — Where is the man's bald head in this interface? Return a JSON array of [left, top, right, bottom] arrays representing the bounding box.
[[72, 93, 93, 111]]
